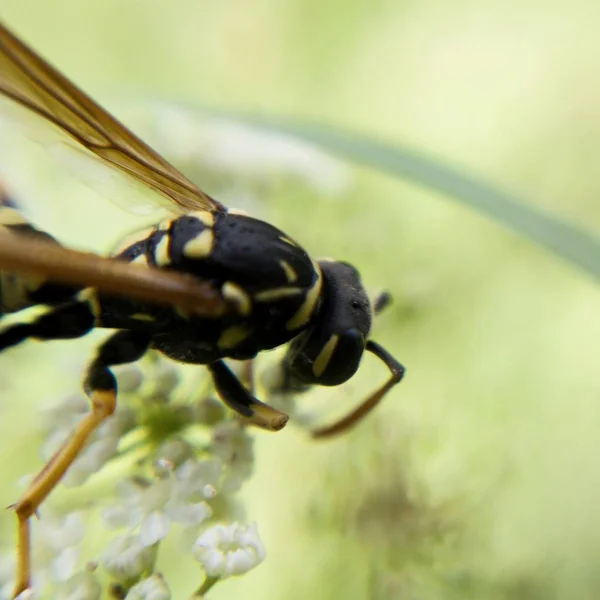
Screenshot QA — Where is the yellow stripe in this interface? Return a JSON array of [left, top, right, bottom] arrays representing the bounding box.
[[77, 288, 102, 326], [286, 260, 322, 330], [227, 208, 249, 217], [279, 260, 298, 283], [278, 235, 297, 247], [131, 313, 155, 321], [182, 229, 214, 259], [189, 210, 215, 227], [218, 325, 250, 349], [222, 281, 252, 316], [312, 334, 339, 378], [154, 235, 171, 266], [131, 253, 149, 266], [254, 287, 303, 302]]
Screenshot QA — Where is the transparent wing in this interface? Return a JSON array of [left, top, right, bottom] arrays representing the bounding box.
[[0, 21, 224, 215]]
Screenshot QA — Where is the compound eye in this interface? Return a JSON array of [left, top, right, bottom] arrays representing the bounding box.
[[288, 326, 366, 387], [312, 327, 365, 386]]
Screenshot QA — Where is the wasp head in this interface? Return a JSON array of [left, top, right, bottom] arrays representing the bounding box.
[[285, 260, 374, 386]]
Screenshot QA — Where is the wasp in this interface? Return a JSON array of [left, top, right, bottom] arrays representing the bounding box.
[[0, 21, 405, 597]]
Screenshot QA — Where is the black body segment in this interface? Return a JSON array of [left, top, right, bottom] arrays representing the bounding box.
[[0, 299, 96, 351], [103, 210, 323, 364], [84, 331, 152, 395]]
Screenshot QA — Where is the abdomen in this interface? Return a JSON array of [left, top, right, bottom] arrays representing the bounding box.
[[0, 207, 80, 315]]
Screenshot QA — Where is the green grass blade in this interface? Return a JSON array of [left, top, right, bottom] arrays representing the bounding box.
[[209, 112, 600, 281]]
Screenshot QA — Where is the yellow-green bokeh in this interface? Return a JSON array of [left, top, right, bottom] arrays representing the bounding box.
[[1, 1, 600, 599]]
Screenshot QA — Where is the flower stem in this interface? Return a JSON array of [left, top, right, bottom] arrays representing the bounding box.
[[190, 576, 220, 598]]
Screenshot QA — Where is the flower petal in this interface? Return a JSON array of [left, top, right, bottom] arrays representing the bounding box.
[[167, 501, 212, 526], [50, 547, 79, 582], [139, 511, 170, 547], [226, 548, 255, 576]]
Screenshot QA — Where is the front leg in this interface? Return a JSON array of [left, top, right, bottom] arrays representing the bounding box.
[[207, 361, 288, 432]]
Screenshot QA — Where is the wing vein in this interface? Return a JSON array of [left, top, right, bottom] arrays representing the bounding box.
[[0, 20, 224, 214]]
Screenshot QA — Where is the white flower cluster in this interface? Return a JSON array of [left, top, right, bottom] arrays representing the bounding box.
[[1, 355, 267, 599], [193, 522, 265, 578], [101, 458, 219, 547]]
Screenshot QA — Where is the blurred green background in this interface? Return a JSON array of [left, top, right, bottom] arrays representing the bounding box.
[[2, 0, 600, 598]]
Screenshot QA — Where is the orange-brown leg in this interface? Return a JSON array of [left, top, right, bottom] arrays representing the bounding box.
[[12, 389, 117, 596], [9, 330, 151, 597], [311, 341, 405, 438], [208, 361, 288, 432]]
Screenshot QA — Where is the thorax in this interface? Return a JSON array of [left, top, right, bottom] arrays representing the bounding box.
[[98, 210, 323, 364]]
